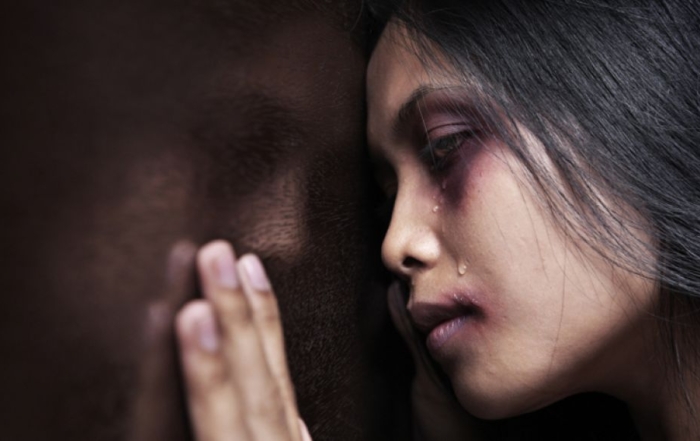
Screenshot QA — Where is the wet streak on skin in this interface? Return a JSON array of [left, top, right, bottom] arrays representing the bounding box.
[[403, 90, 498, 214]]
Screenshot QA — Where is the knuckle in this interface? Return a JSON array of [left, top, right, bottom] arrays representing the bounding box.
[[255, 302, 280, 326], [246, 385, 285, 420], [215, 291, 253, 322], [189, 364, 230, 400], [252, 291, 280, 316]]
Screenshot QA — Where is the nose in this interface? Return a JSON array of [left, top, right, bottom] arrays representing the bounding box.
[[381, 184, 440, 279]]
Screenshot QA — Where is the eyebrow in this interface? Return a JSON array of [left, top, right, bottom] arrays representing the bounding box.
[[392, 86, 431, 138], [391, 85, 458, 138]]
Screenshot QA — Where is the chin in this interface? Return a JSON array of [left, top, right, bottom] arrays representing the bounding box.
[[453, 380, 559, 421]]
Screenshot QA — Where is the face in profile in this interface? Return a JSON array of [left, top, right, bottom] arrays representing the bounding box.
[[0, 1, 375, 440], [367, 22, 658, 419]]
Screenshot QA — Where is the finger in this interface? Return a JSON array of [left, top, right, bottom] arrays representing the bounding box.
[[298, 418, 312, 441], [238, 254, 301, 440], [130, 241, 197, 441], [175, 300, 248, 441], [197, 241, 291, 441]]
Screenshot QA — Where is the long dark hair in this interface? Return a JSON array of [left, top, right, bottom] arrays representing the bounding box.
[[367, 0, 700, 439]]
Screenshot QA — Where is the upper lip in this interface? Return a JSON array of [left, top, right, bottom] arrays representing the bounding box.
[[408, 292, 478, 334]]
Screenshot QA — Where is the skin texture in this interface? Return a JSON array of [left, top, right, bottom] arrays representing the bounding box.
[[367, 22, 659, 422], [0, 1, 378, 440]]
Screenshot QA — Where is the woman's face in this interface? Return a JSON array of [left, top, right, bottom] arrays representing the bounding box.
[[367, 23, 657, 419]]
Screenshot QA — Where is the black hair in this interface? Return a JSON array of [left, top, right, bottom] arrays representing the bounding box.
[[367, 0, 700, 439]]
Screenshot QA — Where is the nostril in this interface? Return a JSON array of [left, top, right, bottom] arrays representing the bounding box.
[[402, 256, 423, 269]]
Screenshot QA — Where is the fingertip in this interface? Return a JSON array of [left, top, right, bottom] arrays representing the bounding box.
[[176, 300, 219, 353], [197, 240, 232, 271], [299, 418, 313, 441], [197, 240, 239, 291], [176, 300, 205, 337], [239, 253, 271, 292]]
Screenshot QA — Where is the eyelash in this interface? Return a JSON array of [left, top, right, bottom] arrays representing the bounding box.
[[418, 130, 476, 172]]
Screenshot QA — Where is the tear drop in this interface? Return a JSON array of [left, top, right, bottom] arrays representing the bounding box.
[[458, 263, 467, 275]]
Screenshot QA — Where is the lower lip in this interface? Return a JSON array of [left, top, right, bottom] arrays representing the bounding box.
[[426, 315, 471, 354]]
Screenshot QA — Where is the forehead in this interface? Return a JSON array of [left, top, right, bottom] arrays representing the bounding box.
[[367, 24, 422, 135], [367, 23, 457, 154]]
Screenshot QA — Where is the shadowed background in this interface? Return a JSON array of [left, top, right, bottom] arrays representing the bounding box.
[[0, 0, 410, 439]]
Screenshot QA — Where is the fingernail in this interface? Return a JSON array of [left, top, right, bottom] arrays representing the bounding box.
[[203, 242, 238, 288], [197, 311, 219, 352], [241, 255, 271, 291]]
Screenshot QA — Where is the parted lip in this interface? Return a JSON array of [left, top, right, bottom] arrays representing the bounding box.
[[408, 292, 479, 335]]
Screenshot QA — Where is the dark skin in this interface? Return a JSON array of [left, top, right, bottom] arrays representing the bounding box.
[[0, 1, 382, 439]]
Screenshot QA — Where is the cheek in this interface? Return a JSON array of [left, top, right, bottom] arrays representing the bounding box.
[[440, 145, 494, 209], [438, 146, 555, 304]]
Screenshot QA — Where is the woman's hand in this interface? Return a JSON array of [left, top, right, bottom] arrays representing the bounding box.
[[175, 241, 311, 441], [387, 282, 482, 441]]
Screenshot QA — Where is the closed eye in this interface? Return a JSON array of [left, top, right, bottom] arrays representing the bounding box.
[[418, 129, 479, 172]]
